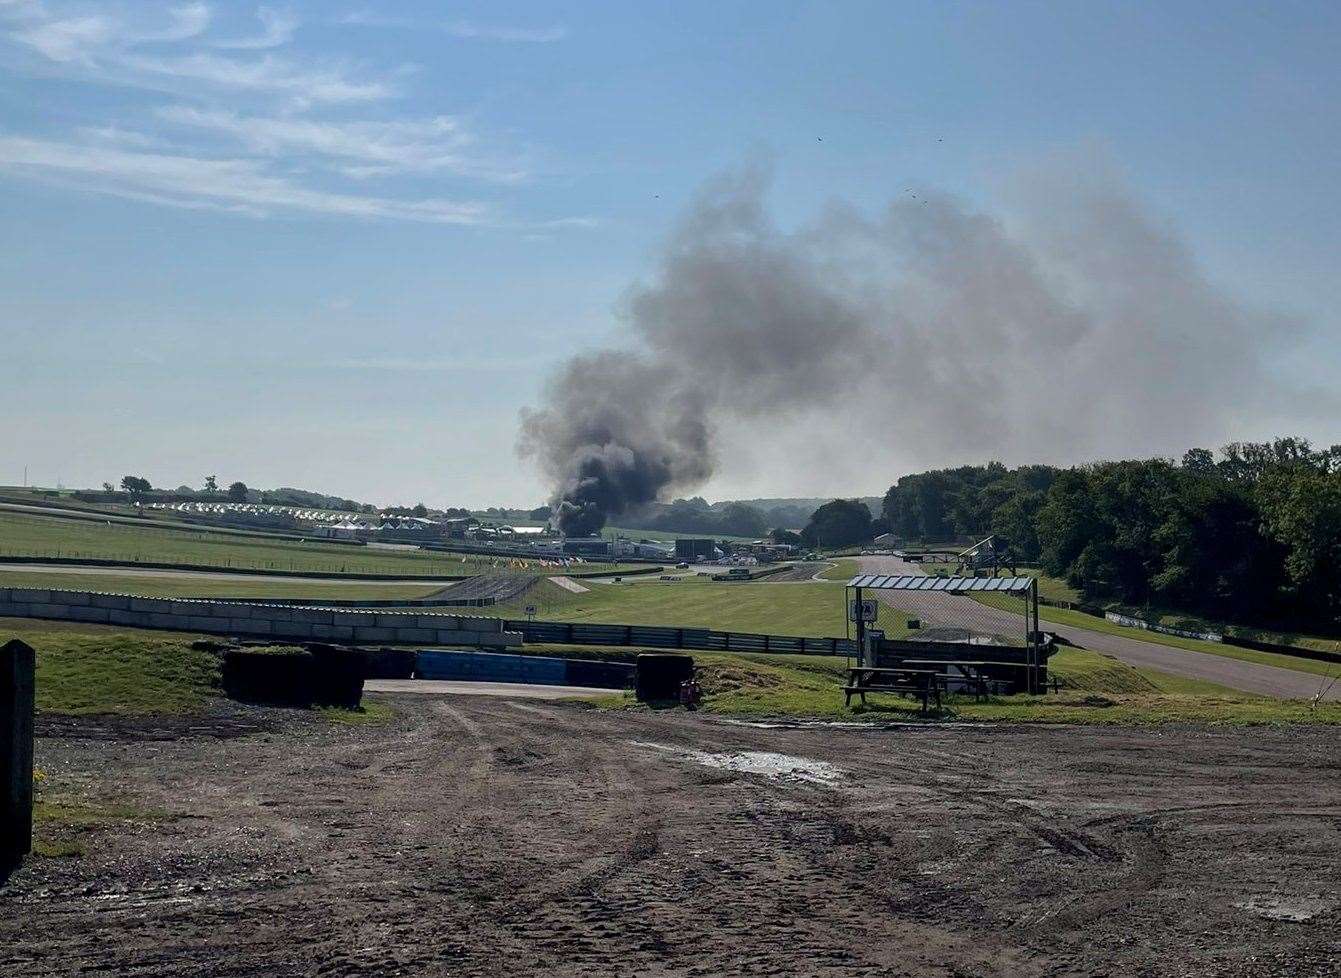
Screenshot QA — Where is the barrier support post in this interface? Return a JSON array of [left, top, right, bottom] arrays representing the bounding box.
[[2, 639, 35, 876]]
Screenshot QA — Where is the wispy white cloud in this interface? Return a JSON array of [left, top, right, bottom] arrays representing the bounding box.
[[4, 2, 389, 104], [122, 51, 391, 104], [12, 14, 113, 61], [0, 3, 590, 232], [157, 105, 526, 181], [10, 3, 210, 62], [76, 124, 174, 149], [210, 6, 297, 51], [340, 10, 567, 43], [141, 3, 211, 44], [0, 134, 491, 223], [443, 21, 567, 44]]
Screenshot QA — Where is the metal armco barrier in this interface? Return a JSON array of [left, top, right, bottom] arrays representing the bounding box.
[[1, 639, 35, 875]]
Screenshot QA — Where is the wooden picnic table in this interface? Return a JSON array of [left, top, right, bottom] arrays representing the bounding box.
[[843, 666, 944, 711], [899, 659, 1032, 698]]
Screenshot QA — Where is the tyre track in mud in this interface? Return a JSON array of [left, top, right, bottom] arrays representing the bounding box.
[[5, 697, 1339, 977]]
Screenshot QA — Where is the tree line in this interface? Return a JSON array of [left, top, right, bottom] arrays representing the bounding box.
[[876, 437, 1341, 629]]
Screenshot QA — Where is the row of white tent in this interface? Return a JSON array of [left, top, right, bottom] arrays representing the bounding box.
[[146, 501, 438, 530]]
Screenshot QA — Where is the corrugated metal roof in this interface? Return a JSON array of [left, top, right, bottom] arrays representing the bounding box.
[[846, 574, 1034, 592]]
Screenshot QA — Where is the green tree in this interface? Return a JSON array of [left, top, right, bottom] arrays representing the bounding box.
[[120, 475, 152, 498], [1256, 467, 1341, 620], [990, 490, 1045, 562], [1181, 448, 1215, 473], [227, 481, 249, 502], [801, 499, 873, 549], [204, 475, 219, 493], [716, 503, 769, 538]]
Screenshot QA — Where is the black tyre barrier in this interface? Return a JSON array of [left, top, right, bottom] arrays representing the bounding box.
[[635, 653, 694, 702], [306, 645, 367, 709], [221, 647, 365, 708], [221, 648, 316, 706]]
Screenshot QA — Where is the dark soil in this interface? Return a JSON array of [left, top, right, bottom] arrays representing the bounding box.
[[3, 698, 1339, 976]]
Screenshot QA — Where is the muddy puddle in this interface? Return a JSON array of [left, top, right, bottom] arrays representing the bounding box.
[[630, 741, 842, 786]]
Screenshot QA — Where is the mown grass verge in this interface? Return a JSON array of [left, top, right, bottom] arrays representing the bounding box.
[[815, 559, 862, 582], [601, 647, 1340, 726], [488, 578, 857, 636], [0, 509, 507, 576], [1, 618, 221, 716], [1019, 601, 1340, 678], [0, 569, 442, 601]]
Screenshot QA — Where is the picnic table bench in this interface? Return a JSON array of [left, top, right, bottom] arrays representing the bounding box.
[[900, 659, 1038, 698], [844, 667, 944, 712]]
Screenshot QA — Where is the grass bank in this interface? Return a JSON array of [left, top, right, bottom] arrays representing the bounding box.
[[816, 558, 862, 582], [4, 618, 220, 715], [620, 648, 1340, 725], [491, 577, 859, 636], [1021, 601, 1339, 679], [0, 510, 518, 577], [0, 569, 445, 601]]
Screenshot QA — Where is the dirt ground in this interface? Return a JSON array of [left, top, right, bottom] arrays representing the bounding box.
[[4, 696, 1339, 977]]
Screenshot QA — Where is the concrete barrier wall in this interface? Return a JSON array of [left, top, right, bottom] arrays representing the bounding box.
[[0, 588, 522, 648]]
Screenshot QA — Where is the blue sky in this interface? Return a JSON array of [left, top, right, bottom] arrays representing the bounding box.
[[1, 1, 1338, 507]]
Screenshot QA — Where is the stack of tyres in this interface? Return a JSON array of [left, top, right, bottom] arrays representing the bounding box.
[[635, 653, 694, 702], [221, 649, 316, 706], [307, 645, 366, 708]]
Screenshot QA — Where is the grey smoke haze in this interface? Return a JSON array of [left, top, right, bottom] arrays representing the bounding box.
[[518, 159, 1297, 534]]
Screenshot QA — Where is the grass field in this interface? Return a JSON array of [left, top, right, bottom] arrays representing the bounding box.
[[493, 577, 1341, 682], [594, 646, 1341, 725], [0, 569, 443, 601], [0, 618, 218, 715], [815, 558, 861, 581], [0, 510, 539, 577], [491, 578, 867, 636], [8, 614, 1337, 730]]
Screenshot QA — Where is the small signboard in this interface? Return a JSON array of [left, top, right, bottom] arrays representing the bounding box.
[[848, 599, 878, 623], [524, 604, 538, 620]]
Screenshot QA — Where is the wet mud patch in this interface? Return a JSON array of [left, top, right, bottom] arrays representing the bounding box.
[[630, 741, 843, 787]]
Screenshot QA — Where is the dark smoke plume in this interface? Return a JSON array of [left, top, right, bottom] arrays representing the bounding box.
[[519, 157, 1299, 535]]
